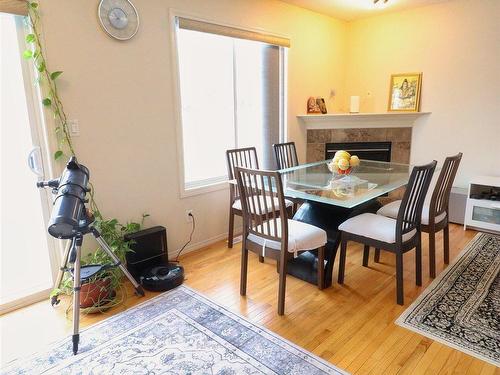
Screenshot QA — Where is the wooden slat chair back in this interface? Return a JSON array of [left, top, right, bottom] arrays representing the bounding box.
[[396, 160, 438, 246], [273, 142, 301, 214], [226, 147, 259, 202], [273, 142, 299, 170], [425, 152, 462, 275], [429, 153, 463, 226], [235, 168, 288, 248], [225, 147, 259, 248]]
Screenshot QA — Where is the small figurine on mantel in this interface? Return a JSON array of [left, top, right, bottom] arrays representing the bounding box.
[[307, 97, 327, 114], [316, 98, 327, 114]]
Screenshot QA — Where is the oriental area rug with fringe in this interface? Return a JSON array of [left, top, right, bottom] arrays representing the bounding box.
[[396, 232, 500, 366], [3, 285, 347, 374]]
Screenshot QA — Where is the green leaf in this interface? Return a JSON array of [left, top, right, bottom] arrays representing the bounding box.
[[49, 288, 62, 298], [23, 50, 33, 59], [42, 97, 51, 106], [26, 34, 35, 43], [50, 71, 63, 80], [37, 61, 45, 72], [54, 150, 63, 160]]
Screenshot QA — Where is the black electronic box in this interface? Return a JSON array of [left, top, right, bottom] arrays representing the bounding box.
[[124, 226, 184, 292]]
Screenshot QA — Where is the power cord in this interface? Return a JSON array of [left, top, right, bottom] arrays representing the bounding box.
[[174, 212, 195, 263]]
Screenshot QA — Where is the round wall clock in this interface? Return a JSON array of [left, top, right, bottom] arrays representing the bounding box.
[[98, 0, 139, 41]]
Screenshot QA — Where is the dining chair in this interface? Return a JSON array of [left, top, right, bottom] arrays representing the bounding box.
[[273, 142, 301, 214], [226, 147, 293, 250], [337, 161, 437, 305], [376, 153, 462, 278], [235, 166, 327, 315], [273, 142, 299, 170]]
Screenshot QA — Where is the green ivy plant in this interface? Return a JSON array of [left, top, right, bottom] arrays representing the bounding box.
[[24, 1, 74, 160], [24, 1, 148, 312]]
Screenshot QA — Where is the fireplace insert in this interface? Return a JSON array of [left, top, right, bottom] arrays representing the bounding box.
[[325, 141, 392, 162]]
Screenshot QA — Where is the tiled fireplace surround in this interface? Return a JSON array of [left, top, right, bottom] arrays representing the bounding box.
[[306, 127, 412, 164], [306, 127, 412, 200]]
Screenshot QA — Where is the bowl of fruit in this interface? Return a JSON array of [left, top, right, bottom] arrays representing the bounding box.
[[327, 150, 360, 176]]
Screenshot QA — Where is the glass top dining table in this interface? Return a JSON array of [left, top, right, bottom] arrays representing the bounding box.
[[279, 159, 411, 209], [228, 158, 414, 288]]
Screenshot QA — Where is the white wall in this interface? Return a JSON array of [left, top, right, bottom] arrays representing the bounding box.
[[38, 0, 347, 253], [345, 0, 500, 187]]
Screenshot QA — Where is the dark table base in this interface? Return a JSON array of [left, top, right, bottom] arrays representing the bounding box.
[[286, 199, 381, 288]]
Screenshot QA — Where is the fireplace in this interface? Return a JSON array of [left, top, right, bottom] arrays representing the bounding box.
[[325, 141, 392, 162], [306, 128, 411, 165]]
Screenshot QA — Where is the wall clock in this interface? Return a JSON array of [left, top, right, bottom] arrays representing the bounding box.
[[98, 0, 139, 41]]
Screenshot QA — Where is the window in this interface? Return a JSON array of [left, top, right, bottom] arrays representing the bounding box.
[[174, 17, 288, 193]]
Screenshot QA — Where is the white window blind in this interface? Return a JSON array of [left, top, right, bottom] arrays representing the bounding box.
[[178, 17, 290, 48]]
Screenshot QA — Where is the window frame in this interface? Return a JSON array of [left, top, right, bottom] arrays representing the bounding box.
[[169, 9, 288, 198]]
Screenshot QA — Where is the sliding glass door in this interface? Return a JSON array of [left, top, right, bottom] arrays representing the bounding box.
[[0, 13, 57, 313]]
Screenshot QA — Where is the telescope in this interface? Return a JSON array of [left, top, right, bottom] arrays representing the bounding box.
[[37, 157, 90, 239], [37, 156, 144, 355]]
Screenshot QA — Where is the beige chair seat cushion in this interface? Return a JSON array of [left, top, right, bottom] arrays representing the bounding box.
[[377, 200, 446, 225], [338, 213, 416, 244], [232, 196, 293, 214], [247, 218, 327, 253]]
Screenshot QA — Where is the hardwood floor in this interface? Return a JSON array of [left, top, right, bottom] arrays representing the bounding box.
[[1, 224, 498, 374]]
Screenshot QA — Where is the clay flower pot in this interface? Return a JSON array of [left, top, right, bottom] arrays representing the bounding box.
[[79, 278, 113, 308]]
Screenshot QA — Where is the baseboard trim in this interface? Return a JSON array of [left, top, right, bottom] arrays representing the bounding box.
[[0, 288, 52, 315], [168, 228, 242, 259]]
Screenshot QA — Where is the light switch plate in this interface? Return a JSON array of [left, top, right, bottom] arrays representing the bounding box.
[[68, 120, 80, 136]]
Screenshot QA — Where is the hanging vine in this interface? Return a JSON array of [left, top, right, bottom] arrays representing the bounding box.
[[24, 1, 75, 160], [22, 1, 149, 311]]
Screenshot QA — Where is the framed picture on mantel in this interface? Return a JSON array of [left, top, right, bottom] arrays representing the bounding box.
[[388, 72, 422, 112]]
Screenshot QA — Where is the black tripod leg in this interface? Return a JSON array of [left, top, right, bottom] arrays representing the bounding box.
[[71, 235, 83, 355], [72, 334, 79, 356], [91, 228, 145, 297]]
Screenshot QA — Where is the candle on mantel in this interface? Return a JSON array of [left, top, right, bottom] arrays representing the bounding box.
[[350, 96, 360, 113]]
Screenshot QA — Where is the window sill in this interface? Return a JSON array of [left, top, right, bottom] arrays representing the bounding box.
[[180, 180, 229, 198]]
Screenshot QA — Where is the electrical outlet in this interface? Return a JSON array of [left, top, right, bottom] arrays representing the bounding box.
[[68, 119, 80, 136], [185, 209, 193, 223]]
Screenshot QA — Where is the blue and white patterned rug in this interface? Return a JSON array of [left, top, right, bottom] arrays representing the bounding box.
[[3, 285, 346, 374]]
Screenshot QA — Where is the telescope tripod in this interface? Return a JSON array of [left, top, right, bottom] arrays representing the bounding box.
[[52, 226, 145, 355]]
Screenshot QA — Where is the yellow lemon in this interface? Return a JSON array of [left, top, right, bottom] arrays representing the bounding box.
[[328, 161, 339, 173], [334, 150, 351, 160], [337, 157, 350, 171], [349, 155, 360, 167]]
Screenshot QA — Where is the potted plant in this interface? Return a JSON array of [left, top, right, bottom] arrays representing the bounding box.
[[51, 212, 149, 313]]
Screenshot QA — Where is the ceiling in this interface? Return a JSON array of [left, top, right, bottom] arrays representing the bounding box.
[[279, 0, 452, 21]]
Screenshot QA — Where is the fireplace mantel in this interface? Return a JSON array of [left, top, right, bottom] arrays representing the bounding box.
[[297, 112, 431, 129]]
